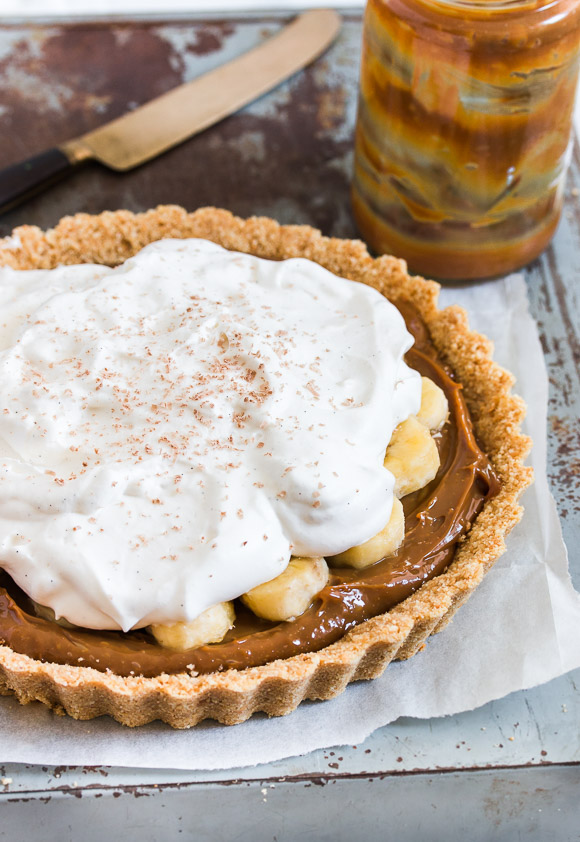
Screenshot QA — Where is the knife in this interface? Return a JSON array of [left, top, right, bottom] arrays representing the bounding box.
[[0, 9, 341, 215]]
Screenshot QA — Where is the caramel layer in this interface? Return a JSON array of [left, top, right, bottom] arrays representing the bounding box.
[[0, 303, 500, 677]]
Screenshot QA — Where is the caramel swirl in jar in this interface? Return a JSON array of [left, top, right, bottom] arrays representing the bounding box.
[[352, 0, 580, 280]]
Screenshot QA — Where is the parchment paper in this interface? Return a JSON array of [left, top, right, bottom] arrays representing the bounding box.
[[1, 274, 579, 770]]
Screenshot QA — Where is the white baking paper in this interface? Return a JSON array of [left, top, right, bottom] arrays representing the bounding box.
[[0, 273, 579, 770]]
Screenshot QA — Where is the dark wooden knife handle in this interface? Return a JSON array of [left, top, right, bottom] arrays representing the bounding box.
[[0, 148, 75, 215]]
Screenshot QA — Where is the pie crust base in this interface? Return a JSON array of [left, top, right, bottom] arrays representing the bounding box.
[[0, 206, 533, 728]]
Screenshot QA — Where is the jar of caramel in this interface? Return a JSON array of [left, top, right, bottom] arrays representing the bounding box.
[[352, 0, 580, 280]]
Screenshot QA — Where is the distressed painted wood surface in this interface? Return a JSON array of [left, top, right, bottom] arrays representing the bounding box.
[[0, 14, 578, 837]]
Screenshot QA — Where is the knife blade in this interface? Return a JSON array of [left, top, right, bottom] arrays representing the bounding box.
[[0, 9, 341, 215]]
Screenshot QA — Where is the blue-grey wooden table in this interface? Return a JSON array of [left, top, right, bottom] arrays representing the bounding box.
[[0, 11, 578, 841]]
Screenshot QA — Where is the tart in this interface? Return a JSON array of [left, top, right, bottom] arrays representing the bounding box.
[[0, 206, 532, 728]]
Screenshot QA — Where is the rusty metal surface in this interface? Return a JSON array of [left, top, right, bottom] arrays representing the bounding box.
[[1, 766, 580, 842], [0, 16, 359, 236], [0, 14, 579, 840]]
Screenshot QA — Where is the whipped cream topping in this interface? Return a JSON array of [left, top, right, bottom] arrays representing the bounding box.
[[0, 239, 420, 631]]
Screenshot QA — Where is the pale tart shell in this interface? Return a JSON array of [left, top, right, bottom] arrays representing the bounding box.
[[0, 206, 532, 728]]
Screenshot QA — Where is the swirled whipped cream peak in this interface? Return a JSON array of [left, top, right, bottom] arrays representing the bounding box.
[[0, 239, 420, 631]]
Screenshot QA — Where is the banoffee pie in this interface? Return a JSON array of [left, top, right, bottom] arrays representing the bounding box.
[[0, 207, 532, 728]]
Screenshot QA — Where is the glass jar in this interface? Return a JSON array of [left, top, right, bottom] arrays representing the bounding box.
[[352, 0, 580, 280]]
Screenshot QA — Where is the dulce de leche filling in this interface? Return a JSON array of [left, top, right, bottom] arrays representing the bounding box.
[[0, 302, 500, 677]]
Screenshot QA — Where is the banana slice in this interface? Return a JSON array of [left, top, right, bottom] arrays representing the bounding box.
[[149, 601, 235, 651], [241, 556, 328, 622], [329, 497, 405, 569], [417, 376, 449, 432], [384, 415, 440, 497]]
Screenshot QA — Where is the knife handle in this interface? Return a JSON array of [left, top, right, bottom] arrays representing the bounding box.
[[0, 148, 76, 215]]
